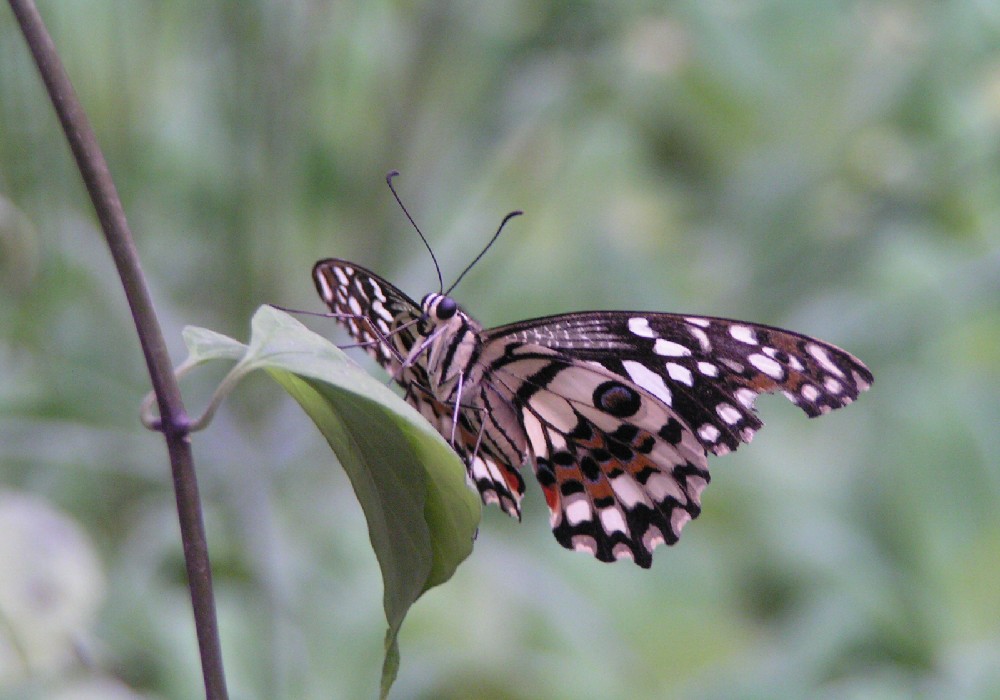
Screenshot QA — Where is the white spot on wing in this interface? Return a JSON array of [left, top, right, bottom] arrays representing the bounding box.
[[523, 413, 547, 455], [685, 317, 711, 328], [801, 384, 820, 401], [749, 353, 785, 379], [623, 360, 673, 406], [642, 526, 665, 551], [729, 324, 758, 345], [469, 457, 500, 505], [735, 387, 757, 409], [720, 358, 744, 373], [612, 544, 635, 561], [547, 430, 568, 453], [686, 474, 708, 495], [315, 273, 334, 301], [571, 535, 598, 555], [599, 508, 628, 535], [372, 299, 392, 322], [611, 475, 646, 508], [697, 361, 719, 377], [628, 317, 657, 338], [807, 343, 846, 378], [469, 456, 488, 481], [698, 424, 721, 443], [565, 497, 592, 525], [653, 339, 691, 357], [347, 295, 363, 316], [645, 472, 684, 502], [333, 267, 350, 285], [689, 327, 711, 351], [716, 402, 742, 425], [671, 508, 692, 534], [369, 280, 387, 302], [666, 362, 694, 386]]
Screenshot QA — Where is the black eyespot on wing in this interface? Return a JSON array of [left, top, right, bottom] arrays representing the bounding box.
[[593, 381, 641, 417]]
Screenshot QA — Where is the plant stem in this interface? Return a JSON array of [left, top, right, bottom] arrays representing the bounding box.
[[6, 1, 229, 698]]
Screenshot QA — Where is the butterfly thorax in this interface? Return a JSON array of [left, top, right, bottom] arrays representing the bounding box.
[[404, 292, 485, 404]]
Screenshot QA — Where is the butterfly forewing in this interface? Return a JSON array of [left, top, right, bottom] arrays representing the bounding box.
[[488, 311, 873, 455], [313, 257, 873, 568], [312, 258, 421, 367]]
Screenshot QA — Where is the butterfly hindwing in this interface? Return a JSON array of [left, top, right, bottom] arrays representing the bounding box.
[[481, 345, 710, 567], [408, 391, 526, 516]]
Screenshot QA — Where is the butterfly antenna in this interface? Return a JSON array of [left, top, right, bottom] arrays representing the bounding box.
[[446, 209, 523, 296], [386, 170, 444, 293]]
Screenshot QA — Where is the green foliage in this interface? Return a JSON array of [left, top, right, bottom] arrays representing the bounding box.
[[2, 1, 1000, 699]]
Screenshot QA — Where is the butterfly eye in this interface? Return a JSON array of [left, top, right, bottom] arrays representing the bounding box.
[[436, 296, 458, 320]]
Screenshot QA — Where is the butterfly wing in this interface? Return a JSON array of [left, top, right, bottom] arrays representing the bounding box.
[[476, 311, 872, 566], [312, 258, 423, 369], [487, 311, 873, 455]]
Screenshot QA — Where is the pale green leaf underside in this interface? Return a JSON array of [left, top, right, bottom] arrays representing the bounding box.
[[181, 306, 480, 697]]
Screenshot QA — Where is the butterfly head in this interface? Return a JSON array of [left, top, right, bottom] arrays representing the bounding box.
[[421, 293, 459, 322]]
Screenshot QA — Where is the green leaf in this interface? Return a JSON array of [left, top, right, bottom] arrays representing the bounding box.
[[181, 306, 481, 697]]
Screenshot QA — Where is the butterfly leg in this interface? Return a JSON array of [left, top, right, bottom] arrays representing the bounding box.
[[360, 316, 410, 365], [469, 413, 488, 464], [392, 324, 446, 384], [450, 371, 464, 446]]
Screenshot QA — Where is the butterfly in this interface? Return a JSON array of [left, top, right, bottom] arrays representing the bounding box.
[[312, 251, 873, 568]]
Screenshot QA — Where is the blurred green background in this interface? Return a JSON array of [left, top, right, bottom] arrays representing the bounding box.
[[2, 1, 999, 698]]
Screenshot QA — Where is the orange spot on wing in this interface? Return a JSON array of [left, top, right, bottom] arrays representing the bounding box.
[[541, 483, 559, 511], [500, 464, 522, 493]]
